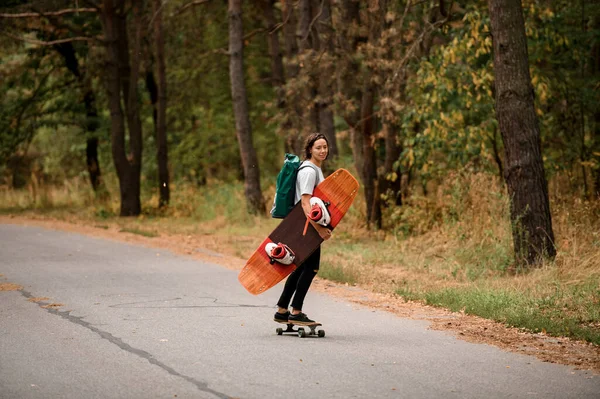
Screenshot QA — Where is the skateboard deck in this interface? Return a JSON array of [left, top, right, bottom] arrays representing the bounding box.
[[238, 168, 359, 295], [275, 320, 325, 338]]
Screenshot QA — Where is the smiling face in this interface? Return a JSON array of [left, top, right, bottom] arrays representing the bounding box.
[[310, 139, 329, 164], [304, 133, 329, 166]]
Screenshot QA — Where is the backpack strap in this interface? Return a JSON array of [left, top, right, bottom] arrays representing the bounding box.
[[297, 161, 322, 187]]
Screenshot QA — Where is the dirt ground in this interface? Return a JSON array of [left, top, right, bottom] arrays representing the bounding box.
[[1, 214, 598, 373]]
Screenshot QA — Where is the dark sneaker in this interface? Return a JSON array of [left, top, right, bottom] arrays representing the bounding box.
[[288, 312, 315, 325], [274, 311, 290, 323]]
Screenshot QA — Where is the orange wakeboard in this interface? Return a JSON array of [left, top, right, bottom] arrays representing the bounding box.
[[238, 168, 359, 295]]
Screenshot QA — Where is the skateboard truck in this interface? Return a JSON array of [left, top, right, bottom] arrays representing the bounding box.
[[275, 322, 325, 338]]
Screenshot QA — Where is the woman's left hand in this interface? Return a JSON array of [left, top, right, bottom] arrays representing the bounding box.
[[317, 225, 332, 241]]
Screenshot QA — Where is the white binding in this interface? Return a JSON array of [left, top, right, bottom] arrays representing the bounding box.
[[309, 197, 331, 226], [265, 242, 295, 265]]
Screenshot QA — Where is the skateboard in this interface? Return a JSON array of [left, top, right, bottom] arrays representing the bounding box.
[[275, 320, 325, 338], [238, 168, 359, 295]]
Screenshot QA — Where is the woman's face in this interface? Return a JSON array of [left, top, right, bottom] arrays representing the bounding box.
[[310, 138, 329, 162]]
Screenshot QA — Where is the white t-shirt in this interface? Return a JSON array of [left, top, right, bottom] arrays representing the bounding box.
[[294, 161, 325, 204]]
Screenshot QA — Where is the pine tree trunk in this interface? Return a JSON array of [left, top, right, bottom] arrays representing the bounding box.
[[338, 0, 363, 176], [281, 0, 303, 154], [262, 0, 293, 153], [86, 137, 101, 192], [312, 0, 338, 159], [361, 81, 380, 228], [228, 0, 265, 215], [263, 0, 285, 88], [154, 0, 170, 207], [298, 0, 318, 135], [100, 0, 142, 216], [488, 0, 556, 265], [53, 43, 104, 194], [591, 16, 600, 199], [380, 124, 402, 206]]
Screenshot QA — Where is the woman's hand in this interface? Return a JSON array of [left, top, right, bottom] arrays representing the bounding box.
[[301, 194, 331, 240], [316, 224, 332, 241]]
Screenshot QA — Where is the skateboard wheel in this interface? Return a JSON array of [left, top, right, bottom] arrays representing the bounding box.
[[276, 328, 283, 335], [318, 330, 325, 338], [298, 328, 306, 338]]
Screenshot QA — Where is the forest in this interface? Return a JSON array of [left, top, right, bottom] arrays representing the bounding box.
[[1, 0, 599, 345]]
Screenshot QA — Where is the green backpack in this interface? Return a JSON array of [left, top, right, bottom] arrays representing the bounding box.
[[270, 153, 317, 219]]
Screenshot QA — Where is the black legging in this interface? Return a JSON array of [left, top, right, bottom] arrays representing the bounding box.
[[277, 246, 320, 311]]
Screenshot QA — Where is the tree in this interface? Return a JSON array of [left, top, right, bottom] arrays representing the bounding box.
[[0, 5, 105, 194], [99, 0, 144, 216], [336, 0, 363, 176], [590, 14, 600, 198], [488, 0, 556, 265], [53, 42, 105, 195], [228, 0, 265, 214], [312, 0, 338, 159], [153, 0, 170, 207]]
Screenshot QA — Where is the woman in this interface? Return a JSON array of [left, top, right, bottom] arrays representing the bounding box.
[[274, 133, 332, 325]]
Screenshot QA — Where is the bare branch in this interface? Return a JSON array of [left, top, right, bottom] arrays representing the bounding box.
[[0, 8, 97, 18], [386, 6, 453, 88], [302, 0, 325, 42], [173, 0, 211, 16], [244, 27, 268, 42], [1, 31, 95, 46]]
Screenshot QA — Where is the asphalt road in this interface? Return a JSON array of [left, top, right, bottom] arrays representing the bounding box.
[[0, 223, 598, 399]]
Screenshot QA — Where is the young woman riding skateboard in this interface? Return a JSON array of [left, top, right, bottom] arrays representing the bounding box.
[[274, 133, 332, 325]]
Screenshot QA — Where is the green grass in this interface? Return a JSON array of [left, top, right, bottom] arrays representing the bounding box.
[[318, 260, 359, 285], [396, 282, 600, 345]]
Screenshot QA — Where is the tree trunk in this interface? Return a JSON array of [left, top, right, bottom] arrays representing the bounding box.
[[360, 0, 389, 229], [591, 16, 600, 199], [312, 0, 338, 159], [490, 125, 504, 181], [86, 138, 102, 192], [338, 0, 363, 176], [595, 109, 600, 199], [298, 0, 318, 135], [262, 0, 294, 153], [145, 69, 158, 127], [488, 0, 556, 265], [263, 0, 285, 89], [377, 0, 401, 208], [281, 0, 303, 154], [361, 81, 380, 228], [54, 42, 104, 193], [100, 0, 142, 216], [228, 0, 265, 215], [153, 0, 170, 207], [380, 123, 402, 206]]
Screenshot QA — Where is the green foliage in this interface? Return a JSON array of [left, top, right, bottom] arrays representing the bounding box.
[[169, 107, 241, 184], [402, 2, 600, 190], [318, 261, 359, 286], [30, 126, 87, 183], [523, 1, 600, 183], [404, 7, 498, 182]]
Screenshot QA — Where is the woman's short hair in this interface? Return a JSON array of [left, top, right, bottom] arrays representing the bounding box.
[[303, 133, 329, 160]]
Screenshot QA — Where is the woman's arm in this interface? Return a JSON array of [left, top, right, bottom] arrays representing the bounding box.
[[301, 194, 331, 241]]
